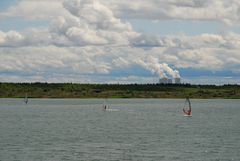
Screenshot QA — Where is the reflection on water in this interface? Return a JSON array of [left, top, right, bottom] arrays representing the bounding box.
[[0, 99, 240, 161]]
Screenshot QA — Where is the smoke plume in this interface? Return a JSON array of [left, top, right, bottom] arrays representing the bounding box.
[[138, 56, 180, 78]]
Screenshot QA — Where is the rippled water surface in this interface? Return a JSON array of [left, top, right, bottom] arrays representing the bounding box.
[[0, 99, 240, 161]]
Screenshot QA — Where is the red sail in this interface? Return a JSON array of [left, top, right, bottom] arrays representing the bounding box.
[[183, 98, 191, 116]]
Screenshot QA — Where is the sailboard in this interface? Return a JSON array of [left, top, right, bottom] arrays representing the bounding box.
[[102, 99, 118, 111], [183, 97, 192, 116], [24, 93, 28, 104], [102, 99, 109, 110]]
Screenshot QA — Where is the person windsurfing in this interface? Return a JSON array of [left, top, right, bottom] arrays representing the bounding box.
[[103, 104, 107, 110], [103, 98, 108, 110], [183, 97, 192, 116]]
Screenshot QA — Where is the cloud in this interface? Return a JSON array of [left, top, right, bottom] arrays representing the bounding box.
[[0, 30, 25, 47], [3, 0, 240, 25], [0, 0, 140, 47], [104, 0, 240, 25], [0, 0, 240, 83], [0, 0, 67, 19], [0, 43, 239, 83], [0, 45, 114, 75], [61, 0, 139, 46]]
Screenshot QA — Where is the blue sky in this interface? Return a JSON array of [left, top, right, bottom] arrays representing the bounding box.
[[130, 19, 222, 36], [0, 17, 48, 31], [0, 0, 16, 10], [0, 0, 240, 84]]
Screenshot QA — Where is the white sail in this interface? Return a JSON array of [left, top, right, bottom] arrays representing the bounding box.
[[24, 93, 28, 104], [103, 99, 109, 110]]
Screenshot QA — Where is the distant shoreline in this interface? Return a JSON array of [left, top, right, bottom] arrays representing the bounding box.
[[0, 98, 239, 100], [0, 82, 240, 99]]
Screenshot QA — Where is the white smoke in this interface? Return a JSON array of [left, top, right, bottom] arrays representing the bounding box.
[[161, 63, 180, 78], [137, 56, 180, 78]]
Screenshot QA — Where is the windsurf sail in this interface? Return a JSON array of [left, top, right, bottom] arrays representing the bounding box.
[[24, 93, 28, 104], [183, 97, 191, 116], [103, 99, 109, 110]]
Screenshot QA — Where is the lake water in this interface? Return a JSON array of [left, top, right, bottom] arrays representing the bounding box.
[[0, 99, 240, 161]]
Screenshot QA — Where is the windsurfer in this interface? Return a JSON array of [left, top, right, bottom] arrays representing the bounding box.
[[183, 108, 191, 115], [183, 97, 192, 116]]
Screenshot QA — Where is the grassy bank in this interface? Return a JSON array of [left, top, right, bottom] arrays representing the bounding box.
[[0, 82, 240, 99]]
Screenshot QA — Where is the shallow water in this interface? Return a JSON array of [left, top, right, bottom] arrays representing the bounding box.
[[0, 99, 240, 161]]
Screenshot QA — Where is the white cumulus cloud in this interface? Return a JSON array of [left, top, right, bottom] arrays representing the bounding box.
[[0, 0, 240, 83]]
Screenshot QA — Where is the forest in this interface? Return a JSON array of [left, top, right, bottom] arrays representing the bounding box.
[[0, 82, 240, 99]]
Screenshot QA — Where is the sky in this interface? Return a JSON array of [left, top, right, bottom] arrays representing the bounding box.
[[0, 0, 240, 84]]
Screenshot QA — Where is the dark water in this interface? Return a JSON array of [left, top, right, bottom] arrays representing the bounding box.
[[0, 99, 240, 161]]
